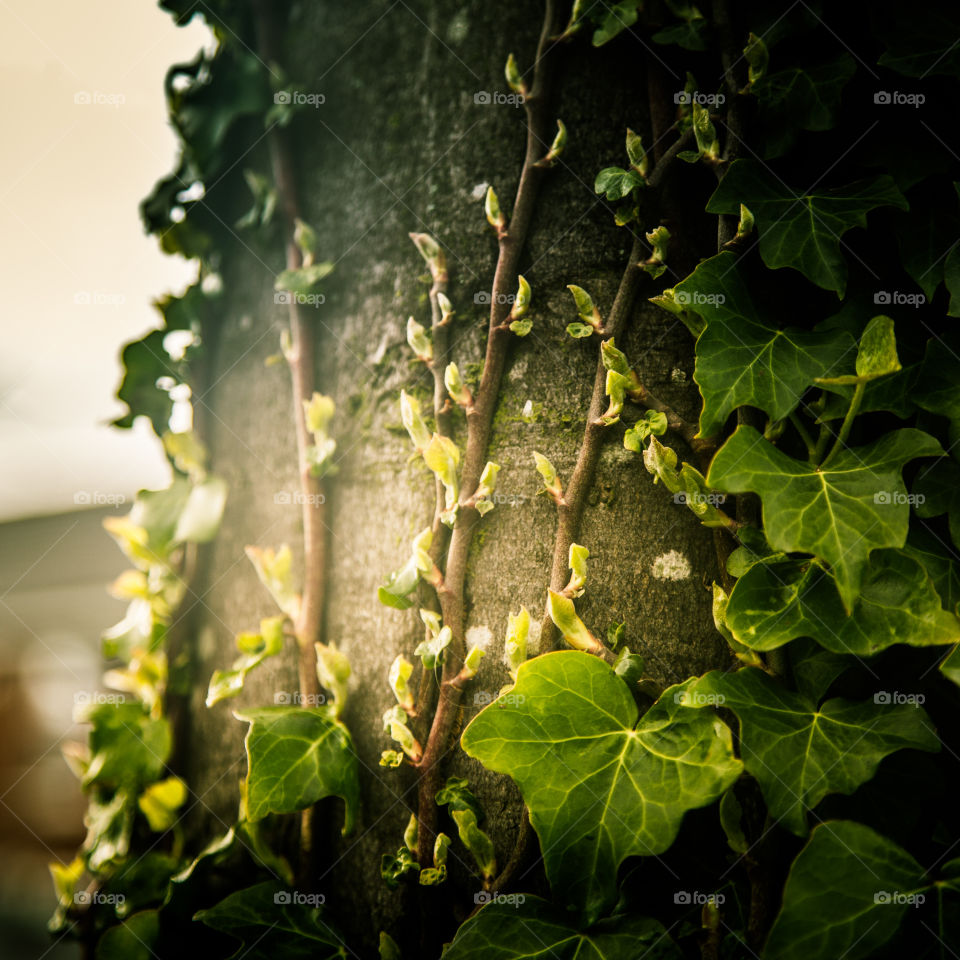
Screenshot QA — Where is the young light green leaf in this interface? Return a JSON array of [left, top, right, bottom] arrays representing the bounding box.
[[437, 291, 453, 321], [383, 706, 422, 761], [207, 615, 286, 707], [602, 369, 632, 423], [543, 119, 567, 165], [423, 434, 460, 495], [534, 451, 563, 499], [623, 410, 669, 452], [315, 642, 350, 717], [567, 543, 589, 595], [594, 166, 645, 201], [462, 652, 742, 922], [406, 316, 432, 362], [707, 425, 943, 610], [461, 645, 486, 679], [625, 127, 647, 175], [137, 776, 187, 832], [409, 231, 447, 284], [245, 545, 301, 621], [509, 318, 532, 336], [293, 218, 320, 264], [451, 808, 496, 880], [274, 262, 335, 295], [510, 274, 531, 319], [566, 321, 596, 338], [381, 845, 419, 886], [856, 315, 901, 381], [388, 655, 415, 712], [399, 390, 431, 452], [379, 932, 402, 960], [504, 52, 524, 94], [303, 393, 335, 435], [236, 706, 359, 832], [764, 821, 927, 960], [415, 625, 452, 670], [600, 337, 632, 378], [743, 32, 768, 86], [734, 202, 754, 240], [724, 550, 960, 655], [547, 590, 602, 654], [711, 583, 764, 669], [504, 606, 530, 680], [444, 362, 472, 407], [706, 161, 908, 294], [485, 185, 504, 232], [685, 668, 939, 834]]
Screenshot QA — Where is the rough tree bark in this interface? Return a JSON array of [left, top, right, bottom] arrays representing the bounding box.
[[174, 0, 728, 951]]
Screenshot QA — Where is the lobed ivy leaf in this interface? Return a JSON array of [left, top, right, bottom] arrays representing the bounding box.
[[442, 895, 681, 960], [671, 253, 854, 437], [750, 54, 855, 158], [207, 616, 286, 706], [195, 880, 348, 960], [764, 821, 928, 960], [724, 549, 960, 655], [707, 425, 942, 611], [79, 701, 171, 790], [461, 651, 742, 922], [706, 161, 908, 295], [594, 166, 645, 201], [687, 668, 938, 834], [235, 707, 359, 833], [904, 527, 960, 613]]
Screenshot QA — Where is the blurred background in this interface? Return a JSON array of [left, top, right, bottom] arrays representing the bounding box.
[[0, 3, 210, 955]]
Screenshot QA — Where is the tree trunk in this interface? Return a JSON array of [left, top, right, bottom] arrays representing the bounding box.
[[176, 0, 727, 950]]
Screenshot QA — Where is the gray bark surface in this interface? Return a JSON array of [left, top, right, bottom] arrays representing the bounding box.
[[176, 0, 727, 949]]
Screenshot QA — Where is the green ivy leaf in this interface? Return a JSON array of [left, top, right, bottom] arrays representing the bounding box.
[[724, 549, 960, 654], [672, 253, 853, 437], [878, 7, 960, 78], [686, 669, 938, 834], [79, 701, 171, 790], [95, 909, 159, 960], [905, 527, 960, 612], [442, 895, 681, 959], [764, 821, 928, 960], [207, 616, 286, 707], [750, 54, 855, 158], [594, 166, 645, 201], [706, 161, 908, 294], [707, 425, 942, 611], [590, 2, 644, 47], [235, 707, 359, 833], [195, 881, 348, 960], [274, 262, 335, 295], [461, 651, 741, 921]]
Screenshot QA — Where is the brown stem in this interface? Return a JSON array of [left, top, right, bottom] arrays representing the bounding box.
[[253, 0, 326, 883], [537, 130, 693, 655], [414, 0, 565, 864]]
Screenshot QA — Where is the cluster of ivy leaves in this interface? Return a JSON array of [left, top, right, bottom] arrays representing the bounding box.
[[445, 2, 960, 958], [58, 0, 960, 958]]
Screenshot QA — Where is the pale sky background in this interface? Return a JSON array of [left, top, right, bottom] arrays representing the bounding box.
[[0, 2, 213, 521]]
